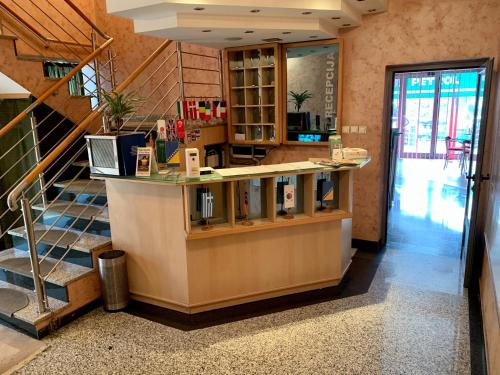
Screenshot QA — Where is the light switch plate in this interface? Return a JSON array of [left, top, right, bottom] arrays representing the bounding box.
[[359, 126, 367, 134], [350, 126, 358, 133], [342, 126, 350, 134]]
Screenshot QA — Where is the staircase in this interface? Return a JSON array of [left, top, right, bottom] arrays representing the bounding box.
[[0, 0, 180, 338], [0, 167, 110, 337]]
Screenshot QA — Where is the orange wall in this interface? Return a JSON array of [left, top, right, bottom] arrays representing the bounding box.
[[265, 0, 500, 241]]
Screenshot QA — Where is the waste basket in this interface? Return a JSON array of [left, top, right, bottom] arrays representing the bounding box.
[[98, 250, 129, 311]]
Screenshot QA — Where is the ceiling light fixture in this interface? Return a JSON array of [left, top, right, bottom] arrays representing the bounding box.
[[193, 7, 205, 11], [302, 11, 312, 15], [201, 29, 212, 32], [225, 37, 243, 41], [368, 8, 377, 12], [342, 23, 351, 27], [262, 37, 282, 42], [309, 35, 319, 38], [282, 31, 291, 34], [331, 16, 341, 20], [250, 9, 260, 13], [244, 30, 254, 33]]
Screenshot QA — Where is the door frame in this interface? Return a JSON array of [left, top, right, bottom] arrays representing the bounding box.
[[381, 58, 493, 251]]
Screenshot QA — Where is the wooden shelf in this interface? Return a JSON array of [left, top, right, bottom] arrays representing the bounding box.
[[225, 43, 281, 145], [187, 210, 351, 240]]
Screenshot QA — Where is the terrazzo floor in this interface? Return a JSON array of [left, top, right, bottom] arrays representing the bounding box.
[[12, 158, 471, 374], [12, 245, 470, 375]]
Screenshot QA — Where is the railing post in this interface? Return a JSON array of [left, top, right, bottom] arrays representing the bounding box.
[[20, 195, 48, 314], [91, 30, 102, 105], [176, 41, 184, 100], [30, 115, 47, 208], [108, 49, 116, 90]]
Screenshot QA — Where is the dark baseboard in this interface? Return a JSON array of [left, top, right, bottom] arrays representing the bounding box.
[[468, 284, 487, 375], [352, 238, 383, 252], [125, 249, 384, 331]]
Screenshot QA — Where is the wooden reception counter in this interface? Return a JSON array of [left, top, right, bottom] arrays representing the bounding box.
[[100, 159, 369, 313]]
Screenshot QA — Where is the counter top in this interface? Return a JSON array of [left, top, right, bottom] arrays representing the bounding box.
[[93, 158, 370, 186]]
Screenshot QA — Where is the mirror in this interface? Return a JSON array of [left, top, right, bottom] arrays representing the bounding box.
[[282, 40, 342, 144]]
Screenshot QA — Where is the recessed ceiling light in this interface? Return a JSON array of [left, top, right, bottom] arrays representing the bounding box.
[[309, 35, 319, 38], [262, 37, 282, 42], [302, 11, 312, 15], [331, 16, 341, 20], [202, 30, 212, 32], [250, 9, 260, 13], [225, 37, 243, 41], [357, 0, 365, 2], [193, 7, 205, 11], [282, 31, 291, 34], [244, 30, 254, 33], [368, 8, 377, 12], [342, 23, 351, 27]]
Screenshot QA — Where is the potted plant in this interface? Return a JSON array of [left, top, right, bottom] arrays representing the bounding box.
[[85, 91, 146, 176], [288, 90, 313, 112], [287, 90, 313, 132], [101, 91, 143, 133]]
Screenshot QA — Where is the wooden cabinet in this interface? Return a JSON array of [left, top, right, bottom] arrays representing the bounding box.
[[225, 44, 280, 145]]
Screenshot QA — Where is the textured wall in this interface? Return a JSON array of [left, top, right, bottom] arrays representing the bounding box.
[[264, 0, 500, 241]]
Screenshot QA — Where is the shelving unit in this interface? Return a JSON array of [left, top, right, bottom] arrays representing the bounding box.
[[184, 168, 354, 240], [225, 44, 280, 144]]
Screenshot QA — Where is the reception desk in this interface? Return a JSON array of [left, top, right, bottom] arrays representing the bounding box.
[[100, 159, 369, 313]]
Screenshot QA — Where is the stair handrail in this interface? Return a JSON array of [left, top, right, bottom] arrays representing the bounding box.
[[61, 0, 110, 40], [0, 0, 109, 46], [7, 39, 173, 211], [0, 37, 114, 140]]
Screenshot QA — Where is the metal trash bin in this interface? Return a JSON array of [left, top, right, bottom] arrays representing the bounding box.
[[98, 250, 129, 311]]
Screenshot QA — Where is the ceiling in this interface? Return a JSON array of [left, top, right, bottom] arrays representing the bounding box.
[[106, 0, 388, 48]]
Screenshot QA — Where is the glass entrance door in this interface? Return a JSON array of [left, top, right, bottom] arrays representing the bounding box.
[[394, 69, 483, 160]]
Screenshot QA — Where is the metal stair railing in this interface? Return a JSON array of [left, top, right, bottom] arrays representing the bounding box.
[[6, 40, 176, 314], [0, 0, 115, 252]]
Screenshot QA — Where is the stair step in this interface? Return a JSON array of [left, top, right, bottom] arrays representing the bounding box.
[[32, 201, 109, 223], [0, 248, 94, 287], [0, 279, 67, 327], [9, 223, 111, 253], [54, 179, 106, 196]]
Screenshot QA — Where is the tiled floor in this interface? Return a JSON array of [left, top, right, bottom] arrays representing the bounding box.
[[13, 158, 472, 374]]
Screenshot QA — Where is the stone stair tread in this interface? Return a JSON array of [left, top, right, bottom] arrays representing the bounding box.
[[8, 223, 111, 253], [0, 279, 67, 325], [54, 179, 106, 195], [0, 248, 94, 287], [72, 160, 90, 167], [32, 201, 109, 223]]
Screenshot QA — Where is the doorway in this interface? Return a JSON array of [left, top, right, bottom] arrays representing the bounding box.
[[382, 58, 494, 288]]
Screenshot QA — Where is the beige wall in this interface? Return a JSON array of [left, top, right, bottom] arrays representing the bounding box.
[[264, 0, 500, 241]]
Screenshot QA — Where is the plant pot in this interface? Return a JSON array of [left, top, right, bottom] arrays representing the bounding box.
[[85, 132, 146, 176]]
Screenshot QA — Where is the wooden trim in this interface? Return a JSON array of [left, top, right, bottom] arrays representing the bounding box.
[[265, 177, 277, 222], [187, 210, 351, 240], [227, 181, 236, 226], [303, 174, 315, 216], [281, 38, 343, 146], [131, 277, 343, 314]]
